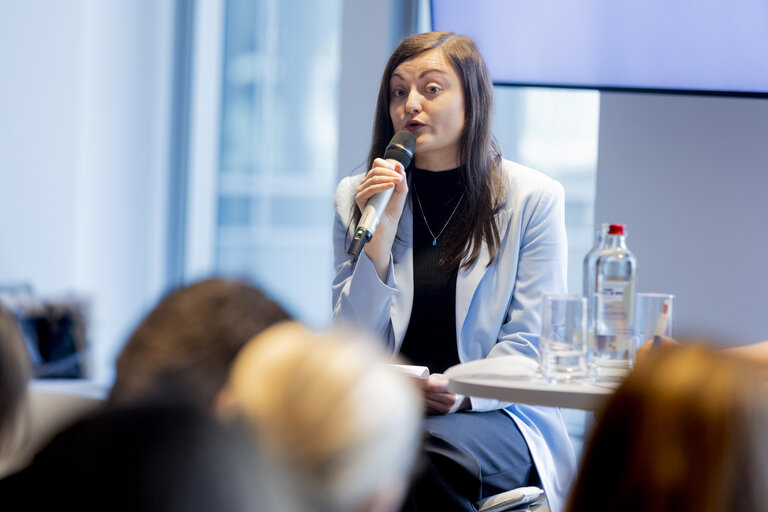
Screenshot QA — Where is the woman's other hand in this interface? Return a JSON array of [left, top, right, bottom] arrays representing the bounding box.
[[422, 373, 469, 415], [355, 158, 408, 281]]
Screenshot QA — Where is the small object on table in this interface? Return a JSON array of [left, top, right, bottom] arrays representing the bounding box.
[[651, 299, 671, 351]]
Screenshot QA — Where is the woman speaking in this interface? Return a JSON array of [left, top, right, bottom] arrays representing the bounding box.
[[332, 32, 575, 512]]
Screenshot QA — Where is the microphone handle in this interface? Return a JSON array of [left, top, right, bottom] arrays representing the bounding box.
[[359, 186, 394, 234]]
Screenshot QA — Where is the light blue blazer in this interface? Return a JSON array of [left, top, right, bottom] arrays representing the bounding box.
[[332, 159, 577, 512]]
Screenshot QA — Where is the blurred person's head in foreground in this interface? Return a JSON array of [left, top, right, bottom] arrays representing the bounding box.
[[0, 306, 30, 463], [0, 403, 263, 512], [567, 345, 768, 512], [219, 321, 423, 512], [110, 278, 291, 410]]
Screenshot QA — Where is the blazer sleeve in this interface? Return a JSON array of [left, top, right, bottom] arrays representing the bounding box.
[[469, 180, 568, 412], [331, 177, 398, 350]]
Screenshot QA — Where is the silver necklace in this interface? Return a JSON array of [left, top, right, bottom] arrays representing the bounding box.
[[412, 181, 465, 247]]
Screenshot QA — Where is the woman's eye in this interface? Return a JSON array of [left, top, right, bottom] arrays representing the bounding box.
[[426, 85, 440, 94], [392, 89, 406, 98]]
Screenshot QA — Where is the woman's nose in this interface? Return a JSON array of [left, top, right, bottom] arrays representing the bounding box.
[[406, 90, 422, 114]]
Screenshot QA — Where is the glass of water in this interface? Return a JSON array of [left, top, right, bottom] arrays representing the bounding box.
[[541, 294, 587, 383]]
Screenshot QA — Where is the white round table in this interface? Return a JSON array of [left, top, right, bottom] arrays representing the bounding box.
[[448, 374, 617, 411]]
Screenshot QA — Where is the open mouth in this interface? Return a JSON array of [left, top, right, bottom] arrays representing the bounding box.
[[405, 121, 424, 131]]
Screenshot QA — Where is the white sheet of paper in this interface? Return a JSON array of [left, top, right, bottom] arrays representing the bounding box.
[[386, 364, 429, 380]]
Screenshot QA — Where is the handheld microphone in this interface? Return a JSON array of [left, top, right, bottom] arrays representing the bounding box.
[[347, 130, 417, 257]]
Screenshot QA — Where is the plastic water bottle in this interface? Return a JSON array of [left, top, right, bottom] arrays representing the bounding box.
[[583, 223, 609, 359], [593, 224, 637, 381]]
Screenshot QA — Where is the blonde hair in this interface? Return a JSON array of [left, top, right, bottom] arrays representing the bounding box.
[[568, 345, 768, 512], [224, 322, 422, 512]]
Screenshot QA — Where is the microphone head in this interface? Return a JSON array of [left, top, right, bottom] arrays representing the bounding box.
[[383, 131, 417, 169]]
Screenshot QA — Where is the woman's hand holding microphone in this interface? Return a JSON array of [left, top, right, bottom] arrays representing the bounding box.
[[355, 158, 408, 282]]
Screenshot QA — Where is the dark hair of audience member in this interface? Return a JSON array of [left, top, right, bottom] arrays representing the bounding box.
[[567, 345, 768, 512], [0, 306, 30, 456], [0, 403, 264, 512], [109, 278, 291, 409]]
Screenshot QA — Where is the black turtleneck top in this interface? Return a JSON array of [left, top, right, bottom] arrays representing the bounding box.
[[399, 166, 464, 374]]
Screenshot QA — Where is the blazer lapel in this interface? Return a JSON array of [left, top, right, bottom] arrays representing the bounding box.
[[390, 197, 414, 351], [455, 208, 514, 339]]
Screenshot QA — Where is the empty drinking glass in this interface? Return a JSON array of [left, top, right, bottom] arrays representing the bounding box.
[[634, 292, 675, 353]]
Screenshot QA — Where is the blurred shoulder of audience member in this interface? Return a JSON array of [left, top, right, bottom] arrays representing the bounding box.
[[219, 321, 423, 512], [0, 403, 264, 512], [723, 340, 768, 368], [109, 278, 291, 409], [636, 336, 768, 370], [568, 345, 768, 512], [0, 306, 31, 471]]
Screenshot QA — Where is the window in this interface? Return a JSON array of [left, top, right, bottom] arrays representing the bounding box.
[[493, 86, 600, 295], [216, 0, 342, 327]]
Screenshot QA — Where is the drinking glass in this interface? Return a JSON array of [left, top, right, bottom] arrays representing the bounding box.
[[634, 292, 675, 352], [541, 294, 587, 382]]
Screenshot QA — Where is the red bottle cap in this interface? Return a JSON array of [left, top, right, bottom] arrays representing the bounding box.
[[608, 224, 626, 235]]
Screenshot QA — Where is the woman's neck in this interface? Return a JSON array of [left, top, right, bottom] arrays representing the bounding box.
[[413, 151, 462, 172]]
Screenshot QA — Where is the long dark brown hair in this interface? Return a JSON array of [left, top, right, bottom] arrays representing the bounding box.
[[351, 31, 505, 269]]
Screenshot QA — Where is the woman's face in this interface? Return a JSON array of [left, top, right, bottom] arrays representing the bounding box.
[[389, 48, 465, 171]]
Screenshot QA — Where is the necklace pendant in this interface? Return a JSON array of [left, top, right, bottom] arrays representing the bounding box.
[[432, 239, 437, 246]]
